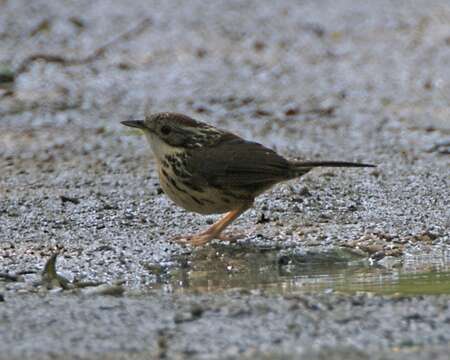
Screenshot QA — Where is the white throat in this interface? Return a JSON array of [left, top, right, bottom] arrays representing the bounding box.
[[144, 132, 183, 162]]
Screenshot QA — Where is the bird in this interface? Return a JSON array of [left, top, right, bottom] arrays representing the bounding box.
[[122, 112, 374, 246]]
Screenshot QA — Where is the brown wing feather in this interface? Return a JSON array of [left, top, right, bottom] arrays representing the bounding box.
[[186, 137, 291, 193]]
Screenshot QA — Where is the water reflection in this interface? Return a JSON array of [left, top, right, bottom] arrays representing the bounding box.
[[159, 244, 450, 295]]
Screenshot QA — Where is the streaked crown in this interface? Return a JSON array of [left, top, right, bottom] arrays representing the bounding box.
[[143, 112, 225, 148]]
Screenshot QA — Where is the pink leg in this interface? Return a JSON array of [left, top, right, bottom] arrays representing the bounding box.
[[174, 204, 250, 246]]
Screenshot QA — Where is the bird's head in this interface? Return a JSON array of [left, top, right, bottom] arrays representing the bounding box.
[[122, 112, 225, 159]]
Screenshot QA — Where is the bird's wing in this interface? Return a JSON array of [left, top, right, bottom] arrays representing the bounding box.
[[186, 137, 291, 193]]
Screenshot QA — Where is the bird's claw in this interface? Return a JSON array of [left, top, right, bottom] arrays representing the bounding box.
[[172, 233, 214, 247], [217, 232, 245, 242], [172, 231, 246, 247]]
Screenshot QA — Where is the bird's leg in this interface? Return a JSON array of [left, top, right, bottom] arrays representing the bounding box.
[[173, 204, 251, 246]]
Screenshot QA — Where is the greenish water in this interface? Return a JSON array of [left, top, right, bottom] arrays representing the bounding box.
[[165, 245, 450, 295]]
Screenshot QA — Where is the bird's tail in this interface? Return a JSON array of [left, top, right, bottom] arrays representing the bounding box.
[[289, 160, 375, 178]]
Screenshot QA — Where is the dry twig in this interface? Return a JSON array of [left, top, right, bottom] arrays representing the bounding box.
[[15, 18, 152, 74]]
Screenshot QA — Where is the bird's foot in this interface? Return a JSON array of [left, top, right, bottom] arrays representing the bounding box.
[[172, 232, 215, 247], [172, 207, 251, 247], [172, 231, 245, 247], [217, 232, 245, 242]]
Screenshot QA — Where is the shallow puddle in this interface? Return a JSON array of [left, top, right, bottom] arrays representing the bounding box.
[[160, 245, 450, 295]]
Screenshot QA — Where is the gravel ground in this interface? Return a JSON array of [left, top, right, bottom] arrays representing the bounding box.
[[1, 0, 449, 359]]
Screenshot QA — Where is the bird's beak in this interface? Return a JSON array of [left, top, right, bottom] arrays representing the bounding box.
[[121, 120, 146, 129]]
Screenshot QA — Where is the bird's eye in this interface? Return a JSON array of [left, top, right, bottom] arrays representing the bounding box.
[[160, 125, 171, 135]]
